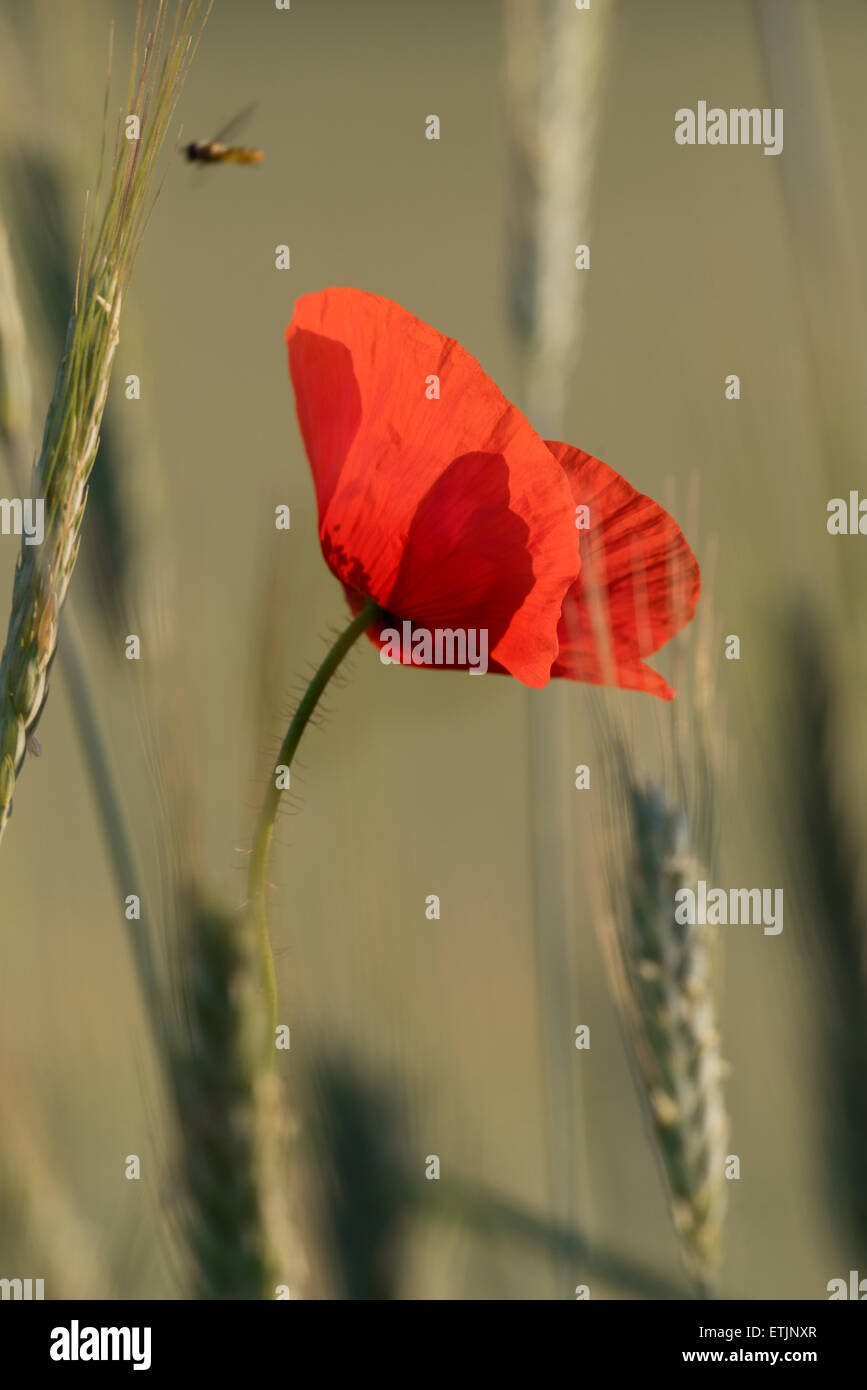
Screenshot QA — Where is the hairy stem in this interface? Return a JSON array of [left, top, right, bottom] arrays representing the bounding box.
[[247, 600, 379, 1039]]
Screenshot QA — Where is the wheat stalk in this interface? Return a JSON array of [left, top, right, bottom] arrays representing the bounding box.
[[5, 146, 149, 642], [593, 604, 729, 1295], [0, 0, 209, 841], [779, 601, 867, 1263], [503, 0, 616, 1293], [614, 773, 727, 1293]]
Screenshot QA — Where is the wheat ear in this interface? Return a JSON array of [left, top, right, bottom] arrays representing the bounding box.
[[596, 673, 729, 1295], [0, 0, 209, 840], [614, 774, 728, 1293], [164, 892, 297, 1299]]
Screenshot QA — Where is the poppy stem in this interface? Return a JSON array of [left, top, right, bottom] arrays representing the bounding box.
[[247, 598, 380, 1048]]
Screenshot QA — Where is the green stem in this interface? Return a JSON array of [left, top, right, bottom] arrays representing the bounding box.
[[248, 599, 379, 1041]]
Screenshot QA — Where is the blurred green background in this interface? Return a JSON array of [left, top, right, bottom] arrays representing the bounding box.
[[2, 0, 866, 1298]]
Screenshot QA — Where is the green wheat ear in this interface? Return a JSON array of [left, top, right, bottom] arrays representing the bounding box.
[[164, 893, 301, 1300], [592, 575, 730, 1296], [623, 779, 728, 1292], [0, 0, 210, 843]]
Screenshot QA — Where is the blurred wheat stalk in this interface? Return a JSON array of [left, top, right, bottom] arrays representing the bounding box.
[[504, 0, 612, 433], [779, 603, 867, 1267], [303, 1053, 409, 1300], [756, 0, 867, 1271], [0, 216, 31, 448], [0, 0, 208, 842], [0, 1067, 108, 1298], [503, 0, 615, 1292]]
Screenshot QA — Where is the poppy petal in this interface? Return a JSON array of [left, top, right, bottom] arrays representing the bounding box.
[[287, 288, 581, 687], [546, 442, 700, 700]]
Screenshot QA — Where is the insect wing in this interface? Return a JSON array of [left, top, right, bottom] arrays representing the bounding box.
[[211, 102, 258, 147]]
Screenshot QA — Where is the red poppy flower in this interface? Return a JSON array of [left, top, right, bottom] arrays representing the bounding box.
[[286, 288, 699, 698]]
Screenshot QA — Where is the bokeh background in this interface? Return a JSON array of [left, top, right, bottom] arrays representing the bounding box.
[[2, 0, 867, 1299]]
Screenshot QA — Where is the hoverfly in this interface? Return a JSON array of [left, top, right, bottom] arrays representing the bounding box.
[[185, 103, 264, 165]]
